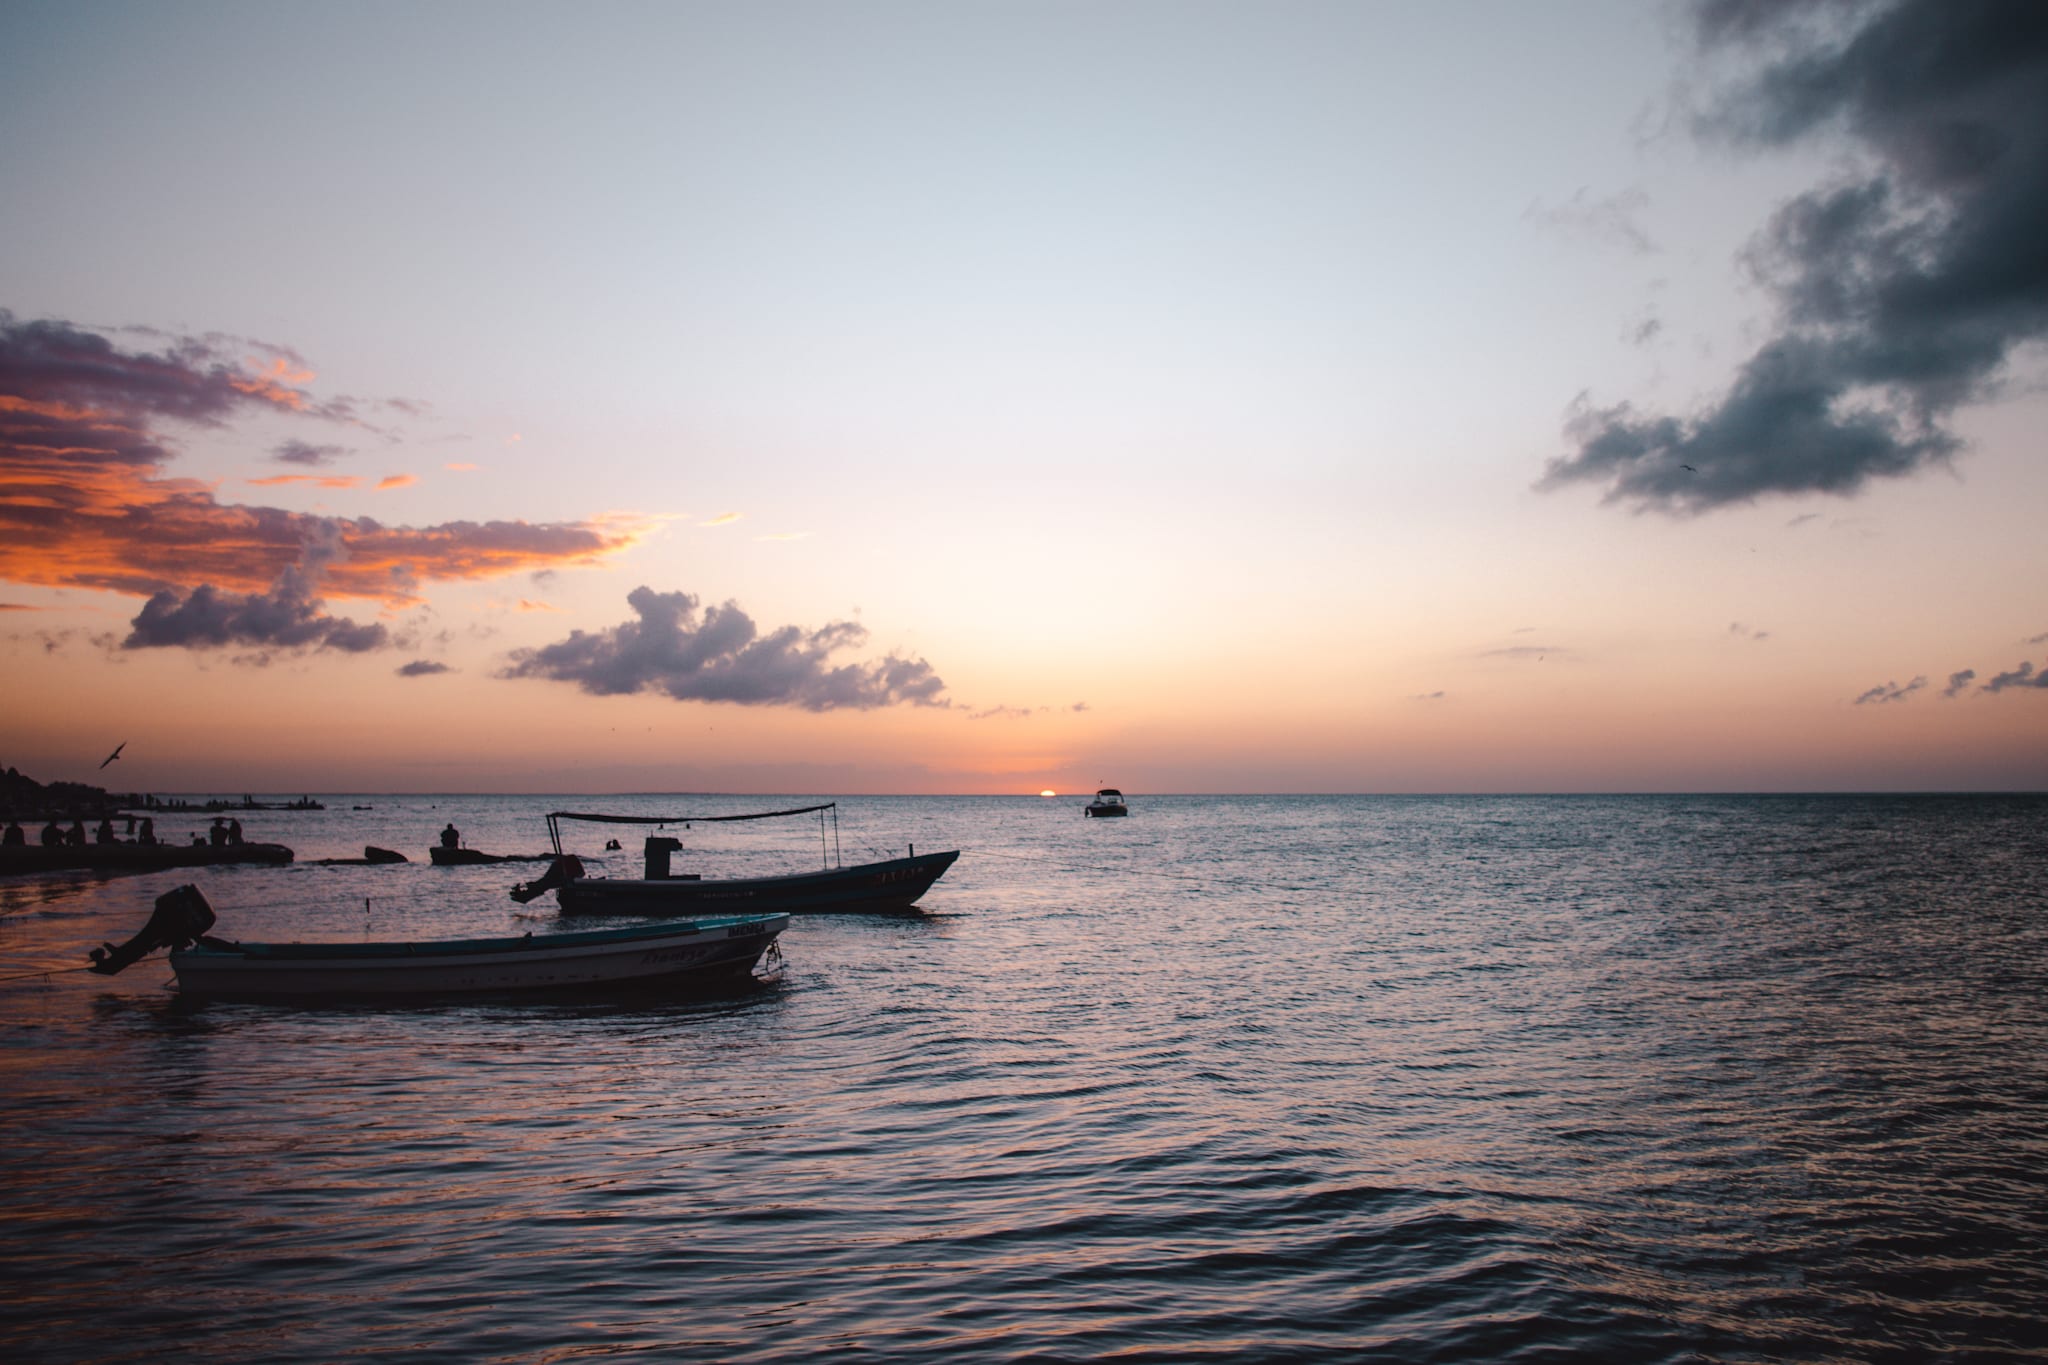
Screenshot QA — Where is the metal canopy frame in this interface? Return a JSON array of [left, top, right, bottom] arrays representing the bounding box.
[[544, 803, 840, 868]]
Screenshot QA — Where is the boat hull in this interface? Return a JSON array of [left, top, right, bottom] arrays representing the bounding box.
[[430, 846, 552, 866], [167, 913, 787, 1001], [0, 842, 294, 877], [1084, 805, 1127, 817], [555, 849, 959, 916]]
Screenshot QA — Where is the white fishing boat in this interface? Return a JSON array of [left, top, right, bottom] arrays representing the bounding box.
[[87, 884, 786, 1001]]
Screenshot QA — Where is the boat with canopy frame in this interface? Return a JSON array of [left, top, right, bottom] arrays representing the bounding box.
[[512, 802, 959, 916]]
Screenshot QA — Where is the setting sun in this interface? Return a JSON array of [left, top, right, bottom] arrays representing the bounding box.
[[1039, 789, 1056, 798]]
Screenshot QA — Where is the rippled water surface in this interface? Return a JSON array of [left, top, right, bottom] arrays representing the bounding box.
[[4, 794, 2046, 1362]]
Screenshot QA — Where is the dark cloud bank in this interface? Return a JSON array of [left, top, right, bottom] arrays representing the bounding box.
[[1543, 0, 2048, 513], [503, 586, 949, 711], [128, 575, 388, 654]]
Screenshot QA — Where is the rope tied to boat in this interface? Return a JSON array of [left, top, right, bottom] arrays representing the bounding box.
[[0, 963, 96, 985]]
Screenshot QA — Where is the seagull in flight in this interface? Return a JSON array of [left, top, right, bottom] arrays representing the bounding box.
[[1680, 464, 1697, 473], [99, 742, 126, 770]]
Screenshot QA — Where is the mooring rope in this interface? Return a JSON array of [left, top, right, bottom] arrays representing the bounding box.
[[0, 963, 95, 985]]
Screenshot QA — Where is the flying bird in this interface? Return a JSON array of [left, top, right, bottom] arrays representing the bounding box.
[[1680, 464, 1697, 472], [99, 742, 126, 769]]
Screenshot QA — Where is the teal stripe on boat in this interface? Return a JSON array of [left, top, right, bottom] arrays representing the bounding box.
[[184, 913, 783, 960]]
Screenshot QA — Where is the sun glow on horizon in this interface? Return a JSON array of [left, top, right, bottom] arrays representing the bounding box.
[[1039, 789, 1056, 797]]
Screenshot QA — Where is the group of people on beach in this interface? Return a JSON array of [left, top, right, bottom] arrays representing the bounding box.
[[1, 815, 177, 849]]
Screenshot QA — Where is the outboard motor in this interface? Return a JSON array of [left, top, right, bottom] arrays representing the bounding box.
[[509, 853, 584, 904], [88, 884, 217, 976], [644, 835, 683, 880]]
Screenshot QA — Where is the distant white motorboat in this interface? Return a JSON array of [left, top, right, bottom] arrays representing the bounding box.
[[1084, 788, 1129, 817], [88, 884, 786, 1002]]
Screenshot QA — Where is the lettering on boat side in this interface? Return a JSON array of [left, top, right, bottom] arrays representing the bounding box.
[[637, 946, 709, 964]]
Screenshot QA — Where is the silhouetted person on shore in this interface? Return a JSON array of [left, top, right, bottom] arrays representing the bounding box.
[[441, 823, 460, 850], [227, 818, 243, 845], [41, 821, 63, 847], [209, 819, 227, 847], [95, 818, 115, 844], [138, 817, 156, 846], [2, 821, 23, 847], [68, 820, 87, 846]]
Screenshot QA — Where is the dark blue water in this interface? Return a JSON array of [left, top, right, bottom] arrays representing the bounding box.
[[3, 794, 2045, 1362]]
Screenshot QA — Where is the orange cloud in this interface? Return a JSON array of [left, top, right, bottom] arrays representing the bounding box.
[[701, 512, 743, 527], [445, 461, 478, 472], [375, 473, 417, 491], [518, 599, 560, 612], [226, 356, 319, 411], [249, 474, 362, 489], [0, 312, 643, 606]]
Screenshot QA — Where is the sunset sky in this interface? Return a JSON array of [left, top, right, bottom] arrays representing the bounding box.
[[3, 0, 2044, 794]]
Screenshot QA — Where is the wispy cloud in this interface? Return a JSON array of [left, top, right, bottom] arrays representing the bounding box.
[[755, 531, 810, 542], [503, 586, 949, 711], [7, 625, 116, 655], [1855, 676, 1927, 705], [1942, 668, 1977, 698], [1729, 621, 1771, 641], [445, 461, 478, 472], [1543, 1, 2048, 513], [1982, 660, 2048, 694], [700, 512, 743, 528], [517, 599, 559, 612], [1527, 185, 1658, 255], [248, 474, 361, 489], [1482, 645, 1568, 660], [374, 473, 416, 491], [273, 439, 350, 467], [396, 659, 451, 677]]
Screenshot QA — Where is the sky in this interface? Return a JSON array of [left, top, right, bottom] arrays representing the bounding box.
[[2, 0, 2044, 795]]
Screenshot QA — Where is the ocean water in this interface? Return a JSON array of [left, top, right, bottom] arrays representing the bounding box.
[[2, 793, 2045, 1363]]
